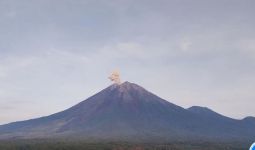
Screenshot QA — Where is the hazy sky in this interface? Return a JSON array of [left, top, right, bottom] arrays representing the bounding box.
[[0, 0, 255, 124]]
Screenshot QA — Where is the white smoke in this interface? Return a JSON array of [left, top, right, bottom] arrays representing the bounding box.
[[108, 70, 121, 84]]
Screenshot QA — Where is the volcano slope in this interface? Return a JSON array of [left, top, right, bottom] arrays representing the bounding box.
[[0, 82, 254, 143]]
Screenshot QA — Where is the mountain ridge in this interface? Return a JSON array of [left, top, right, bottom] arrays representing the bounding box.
[[0, 81, 254, 142]]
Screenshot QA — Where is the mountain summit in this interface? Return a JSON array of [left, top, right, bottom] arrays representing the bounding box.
[[0, 82, 254, 142]]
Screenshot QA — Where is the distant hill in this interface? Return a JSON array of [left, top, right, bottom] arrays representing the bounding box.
[[0, 82, 254, 142]]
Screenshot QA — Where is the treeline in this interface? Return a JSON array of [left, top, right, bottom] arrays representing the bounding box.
[[0, 140, 248, 150]]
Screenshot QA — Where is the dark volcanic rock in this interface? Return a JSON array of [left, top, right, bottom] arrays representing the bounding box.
[[0, 82, 254, 142]]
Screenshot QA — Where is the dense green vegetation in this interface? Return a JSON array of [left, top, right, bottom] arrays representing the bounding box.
[[0, 139, 250, 150]]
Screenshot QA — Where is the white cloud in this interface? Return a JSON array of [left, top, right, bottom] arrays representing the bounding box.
[[0, 0, 255, 124], [5, 11, 17, 18], [99, 42, 149, 60], [179, 38, 192, 52], [237, 39, 255, 58]]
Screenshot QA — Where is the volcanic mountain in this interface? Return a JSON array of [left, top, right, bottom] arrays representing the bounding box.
[[0, 82, 254, 142]]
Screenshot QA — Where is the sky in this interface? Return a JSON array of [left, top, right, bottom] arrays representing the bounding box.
[[0, 0, 255, 124]]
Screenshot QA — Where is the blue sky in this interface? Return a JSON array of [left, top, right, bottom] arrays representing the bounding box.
[[0, 0, 255, 124]]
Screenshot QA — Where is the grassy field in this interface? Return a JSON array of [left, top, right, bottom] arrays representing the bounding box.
[[0, 139, 250, 150]]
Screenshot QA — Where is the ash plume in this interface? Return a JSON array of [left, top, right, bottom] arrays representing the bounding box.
[[109, 70, 121, 84]]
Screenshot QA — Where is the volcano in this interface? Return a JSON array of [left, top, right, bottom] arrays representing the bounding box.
[[0, 82, 254, 142]]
